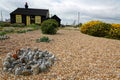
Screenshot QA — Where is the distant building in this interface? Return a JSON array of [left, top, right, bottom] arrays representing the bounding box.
[[51, 15, 61, 27], [5, 19, 10, 22], [10, 3, 49, 25]]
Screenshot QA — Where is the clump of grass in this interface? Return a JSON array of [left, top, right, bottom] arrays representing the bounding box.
[[0, 22, 11, 27], [28, 24, 40, 30], [0, 27, 3, 31], [36, 36, 50, 43], [3, 27, 15, 33], [0, 31, 6, 36], [11, 23, 25, 27], [16, 30, 27, 33]]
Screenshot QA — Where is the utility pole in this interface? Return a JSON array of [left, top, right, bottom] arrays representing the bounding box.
[[1, 11, 3, 21], [78, 12, 80, 27]]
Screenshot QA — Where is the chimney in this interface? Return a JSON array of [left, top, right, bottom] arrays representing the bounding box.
[[25, 2, 28, 9]]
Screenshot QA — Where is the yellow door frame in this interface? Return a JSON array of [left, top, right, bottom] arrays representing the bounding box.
[[26, 16, 30, 25]]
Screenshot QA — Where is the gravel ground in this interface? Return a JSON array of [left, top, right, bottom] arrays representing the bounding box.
[[0, 29, 120, 80]]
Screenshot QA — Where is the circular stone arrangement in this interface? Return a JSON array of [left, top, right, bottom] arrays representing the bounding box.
[[2, 48, 56, 76]]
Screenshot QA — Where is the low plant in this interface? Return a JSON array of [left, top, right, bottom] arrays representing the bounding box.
[[0, 22, 11, 27], [16, 30, 27, 33], [36, 36, 50, 43], [0, 31, 6, 36], [3, 27, 15, 33], [28, 24, 40, 30], [26, 28, 34, 32], [0, 27, 3, 31], [11, 23, 25, 27]]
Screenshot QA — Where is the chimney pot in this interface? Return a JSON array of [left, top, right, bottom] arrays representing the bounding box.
[[25, 2, 28, 9]]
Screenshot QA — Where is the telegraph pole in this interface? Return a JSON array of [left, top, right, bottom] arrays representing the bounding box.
[[1, 11, 3, 21], [78, 12, 80, 27]]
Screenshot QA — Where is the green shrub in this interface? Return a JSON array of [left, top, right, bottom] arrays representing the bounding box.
[[0, 22, 11, 27], [41, 19, 58, 34], [36, 36, 50, 43], [11, 23, 25, 27]]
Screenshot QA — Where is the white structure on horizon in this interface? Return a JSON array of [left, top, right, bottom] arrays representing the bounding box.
[[0, 11, 3, 22]]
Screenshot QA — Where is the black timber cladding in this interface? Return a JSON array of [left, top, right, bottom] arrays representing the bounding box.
[[10, 8, 49, 25]]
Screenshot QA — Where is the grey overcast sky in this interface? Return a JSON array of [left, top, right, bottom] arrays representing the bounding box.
[[0, 0, 120, 24]]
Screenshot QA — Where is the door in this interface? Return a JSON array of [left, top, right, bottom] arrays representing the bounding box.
[[26, 16, 30, 25], [30, 16, 35, 24]]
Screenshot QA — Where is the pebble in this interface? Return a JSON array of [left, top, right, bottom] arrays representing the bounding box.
[[32, 64, 39, 75], [2, 48, 56, 76]]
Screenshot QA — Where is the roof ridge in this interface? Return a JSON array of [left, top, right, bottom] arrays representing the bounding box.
[[10, 8, 49, 16], [17, 8, 49, 11]]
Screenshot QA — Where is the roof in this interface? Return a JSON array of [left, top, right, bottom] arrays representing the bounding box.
[[51, 15, 61, 21], [10, 8, 49, 16]]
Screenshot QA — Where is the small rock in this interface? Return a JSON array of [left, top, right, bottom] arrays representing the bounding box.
[[15, 67, 23, 75], [22, 69, 32, 76], [32, 64, 40, 75], [3, 67, 8, 72], [40, 62, 47, 72], [34, 47, 38, 52], [3, 61, 10, 68]]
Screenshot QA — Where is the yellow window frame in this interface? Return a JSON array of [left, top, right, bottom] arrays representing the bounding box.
[[35, 16, 41, 24], [16, 15, 22, 23]]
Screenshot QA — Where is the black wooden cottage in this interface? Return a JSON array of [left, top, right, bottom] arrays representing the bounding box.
[[10, 3, 61, 26], [51, 15, 61, 27], [10, 3, 49, 25]]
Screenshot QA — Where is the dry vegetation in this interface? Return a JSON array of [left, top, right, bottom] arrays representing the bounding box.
[[0, 28, 120, 80]]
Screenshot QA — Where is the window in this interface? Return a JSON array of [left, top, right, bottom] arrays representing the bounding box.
[[16, 15, 22, 23], [35, 16, 41, 24]]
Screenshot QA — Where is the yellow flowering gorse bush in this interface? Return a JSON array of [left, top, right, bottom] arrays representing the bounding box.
[[109, 24, 120, 38], [80, 20, 120, 39], [80, 20, 102, 33]]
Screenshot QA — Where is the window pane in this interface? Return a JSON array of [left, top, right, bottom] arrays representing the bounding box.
[[16, 15, 22, 23]]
